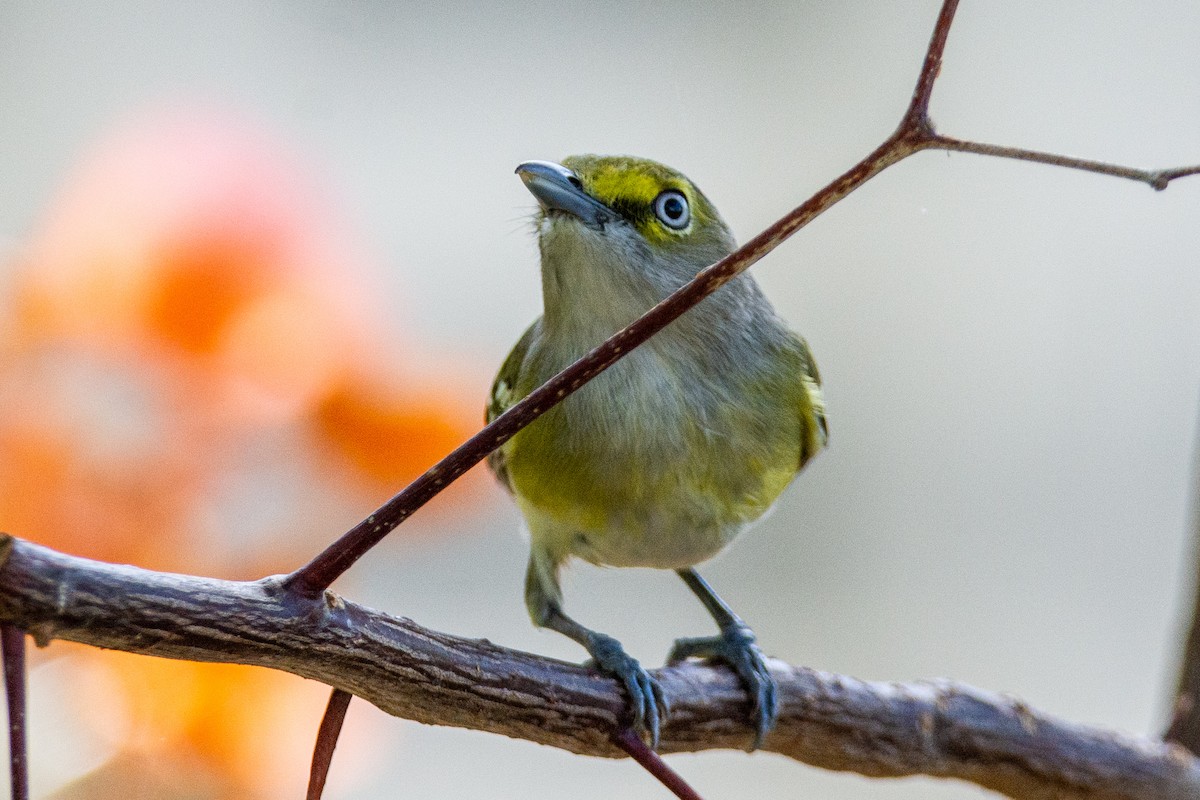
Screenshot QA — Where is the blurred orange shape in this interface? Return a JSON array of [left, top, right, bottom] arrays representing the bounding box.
[[142, 228, 272, 356], [0, 103, 487, 798], [6, 105, 481, 491], [47, 647, 382, 799], [216, 286, 345, 423], [314, 373, 476, 488], [14, 109, 369, 400], [0, 414, 196, 569]]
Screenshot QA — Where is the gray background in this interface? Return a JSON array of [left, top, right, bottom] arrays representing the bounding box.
[[2, 2, 1199, 798]]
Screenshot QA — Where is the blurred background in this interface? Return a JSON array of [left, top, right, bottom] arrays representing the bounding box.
[[1, 1, 1198, 798]]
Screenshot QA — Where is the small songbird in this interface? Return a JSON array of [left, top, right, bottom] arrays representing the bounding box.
[[487, 155, 827, 748]]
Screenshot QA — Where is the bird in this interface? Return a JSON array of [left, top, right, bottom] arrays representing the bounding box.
[[486, 155, 827, 749]]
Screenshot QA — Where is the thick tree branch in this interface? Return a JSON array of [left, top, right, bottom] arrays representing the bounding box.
[[2, 534, 1197, 800]]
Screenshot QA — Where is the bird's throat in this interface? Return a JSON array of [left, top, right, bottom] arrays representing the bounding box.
[[537, 220, 664, 352]]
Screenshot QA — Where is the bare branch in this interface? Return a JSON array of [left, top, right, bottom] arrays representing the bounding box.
[[1, 625, 27, 800], [2, 535, 1197, 800], [612, 729, 705, 800], [307, 688, 353, 800], [929, 135, 1200, 191], [902, 0, 959, 124], [283, 0, 957, 598]]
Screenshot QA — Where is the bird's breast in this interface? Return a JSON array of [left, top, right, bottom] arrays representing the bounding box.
[[506, 335, 798, 568]]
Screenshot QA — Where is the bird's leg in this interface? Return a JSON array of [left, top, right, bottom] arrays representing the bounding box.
[[525, 554, 668, 747], [667, 567, 778, 750]]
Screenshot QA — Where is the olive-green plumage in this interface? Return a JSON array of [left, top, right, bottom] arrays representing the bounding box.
[[488, 155, 826, 748]]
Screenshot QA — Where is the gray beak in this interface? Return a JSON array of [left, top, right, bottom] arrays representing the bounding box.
[[516, 161, 614, 229]]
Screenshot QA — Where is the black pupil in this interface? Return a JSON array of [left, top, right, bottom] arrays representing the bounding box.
[[663, 195, 684, 220]]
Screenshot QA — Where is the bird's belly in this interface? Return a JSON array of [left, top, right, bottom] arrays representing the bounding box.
[[573, 513, 747, 569], [507, 352, 797, 569], [516, 485, 749, 569]]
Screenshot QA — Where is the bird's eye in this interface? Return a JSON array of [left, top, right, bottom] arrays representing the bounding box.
[[653, 190, 690, 230]]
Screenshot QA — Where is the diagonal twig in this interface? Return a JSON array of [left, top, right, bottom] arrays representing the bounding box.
[[278, 3, 1200, 789], [283, 0, 1198, 599], [612, 728, 705, 800]]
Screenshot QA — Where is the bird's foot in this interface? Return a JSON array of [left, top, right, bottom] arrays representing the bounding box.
[[667, 623, 778, 750], [584, 631, 669, 748]]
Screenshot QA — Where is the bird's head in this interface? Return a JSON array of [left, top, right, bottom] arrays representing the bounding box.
[[516, 156, 736, 317]]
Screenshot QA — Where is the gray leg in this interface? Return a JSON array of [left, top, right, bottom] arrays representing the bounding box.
[[525, 554, 668, 747], [668, 568, 779, 750]]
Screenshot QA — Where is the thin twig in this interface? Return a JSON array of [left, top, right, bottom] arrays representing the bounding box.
[[307, 689, 353, 800], [930, 135, 1200, 191], [612, 728, 704, 800], [903, 0, 959, 124], [1, 625, 28, 800], [1, 534, 1198, 800], [1165, 400, 1200, 754], [283, 139, 915, 598]]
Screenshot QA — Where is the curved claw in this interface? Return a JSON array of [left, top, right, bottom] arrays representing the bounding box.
[[667, 623, 778, 750], [586, 632, 669, 748]]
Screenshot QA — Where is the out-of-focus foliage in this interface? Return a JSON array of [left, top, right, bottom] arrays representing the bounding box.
[[0, 109, 481, 798]]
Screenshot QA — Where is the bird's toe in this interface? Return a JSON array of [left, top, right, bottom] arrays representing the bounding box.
[[586, 631, 668, 748], [666, 623, 779, 750]]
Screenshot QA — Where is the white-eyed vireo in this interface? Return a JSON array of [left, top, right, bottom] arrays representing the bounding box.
[[487, 155, 827, 749]]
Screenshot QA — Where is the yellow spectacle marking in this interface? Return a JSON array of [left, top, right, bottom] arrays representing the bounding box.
[[587, 168, 666, 210], [560, 155, 707, 243]]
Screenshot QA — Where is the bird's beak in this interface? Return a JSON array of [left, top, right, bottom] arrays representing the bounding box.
[[516, 161, 614, 229]]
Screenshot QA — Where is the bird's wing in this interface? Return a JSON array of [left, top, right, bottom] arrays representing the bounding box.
[[485, 319, 541, 493], [793, 334, 829, 470]]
